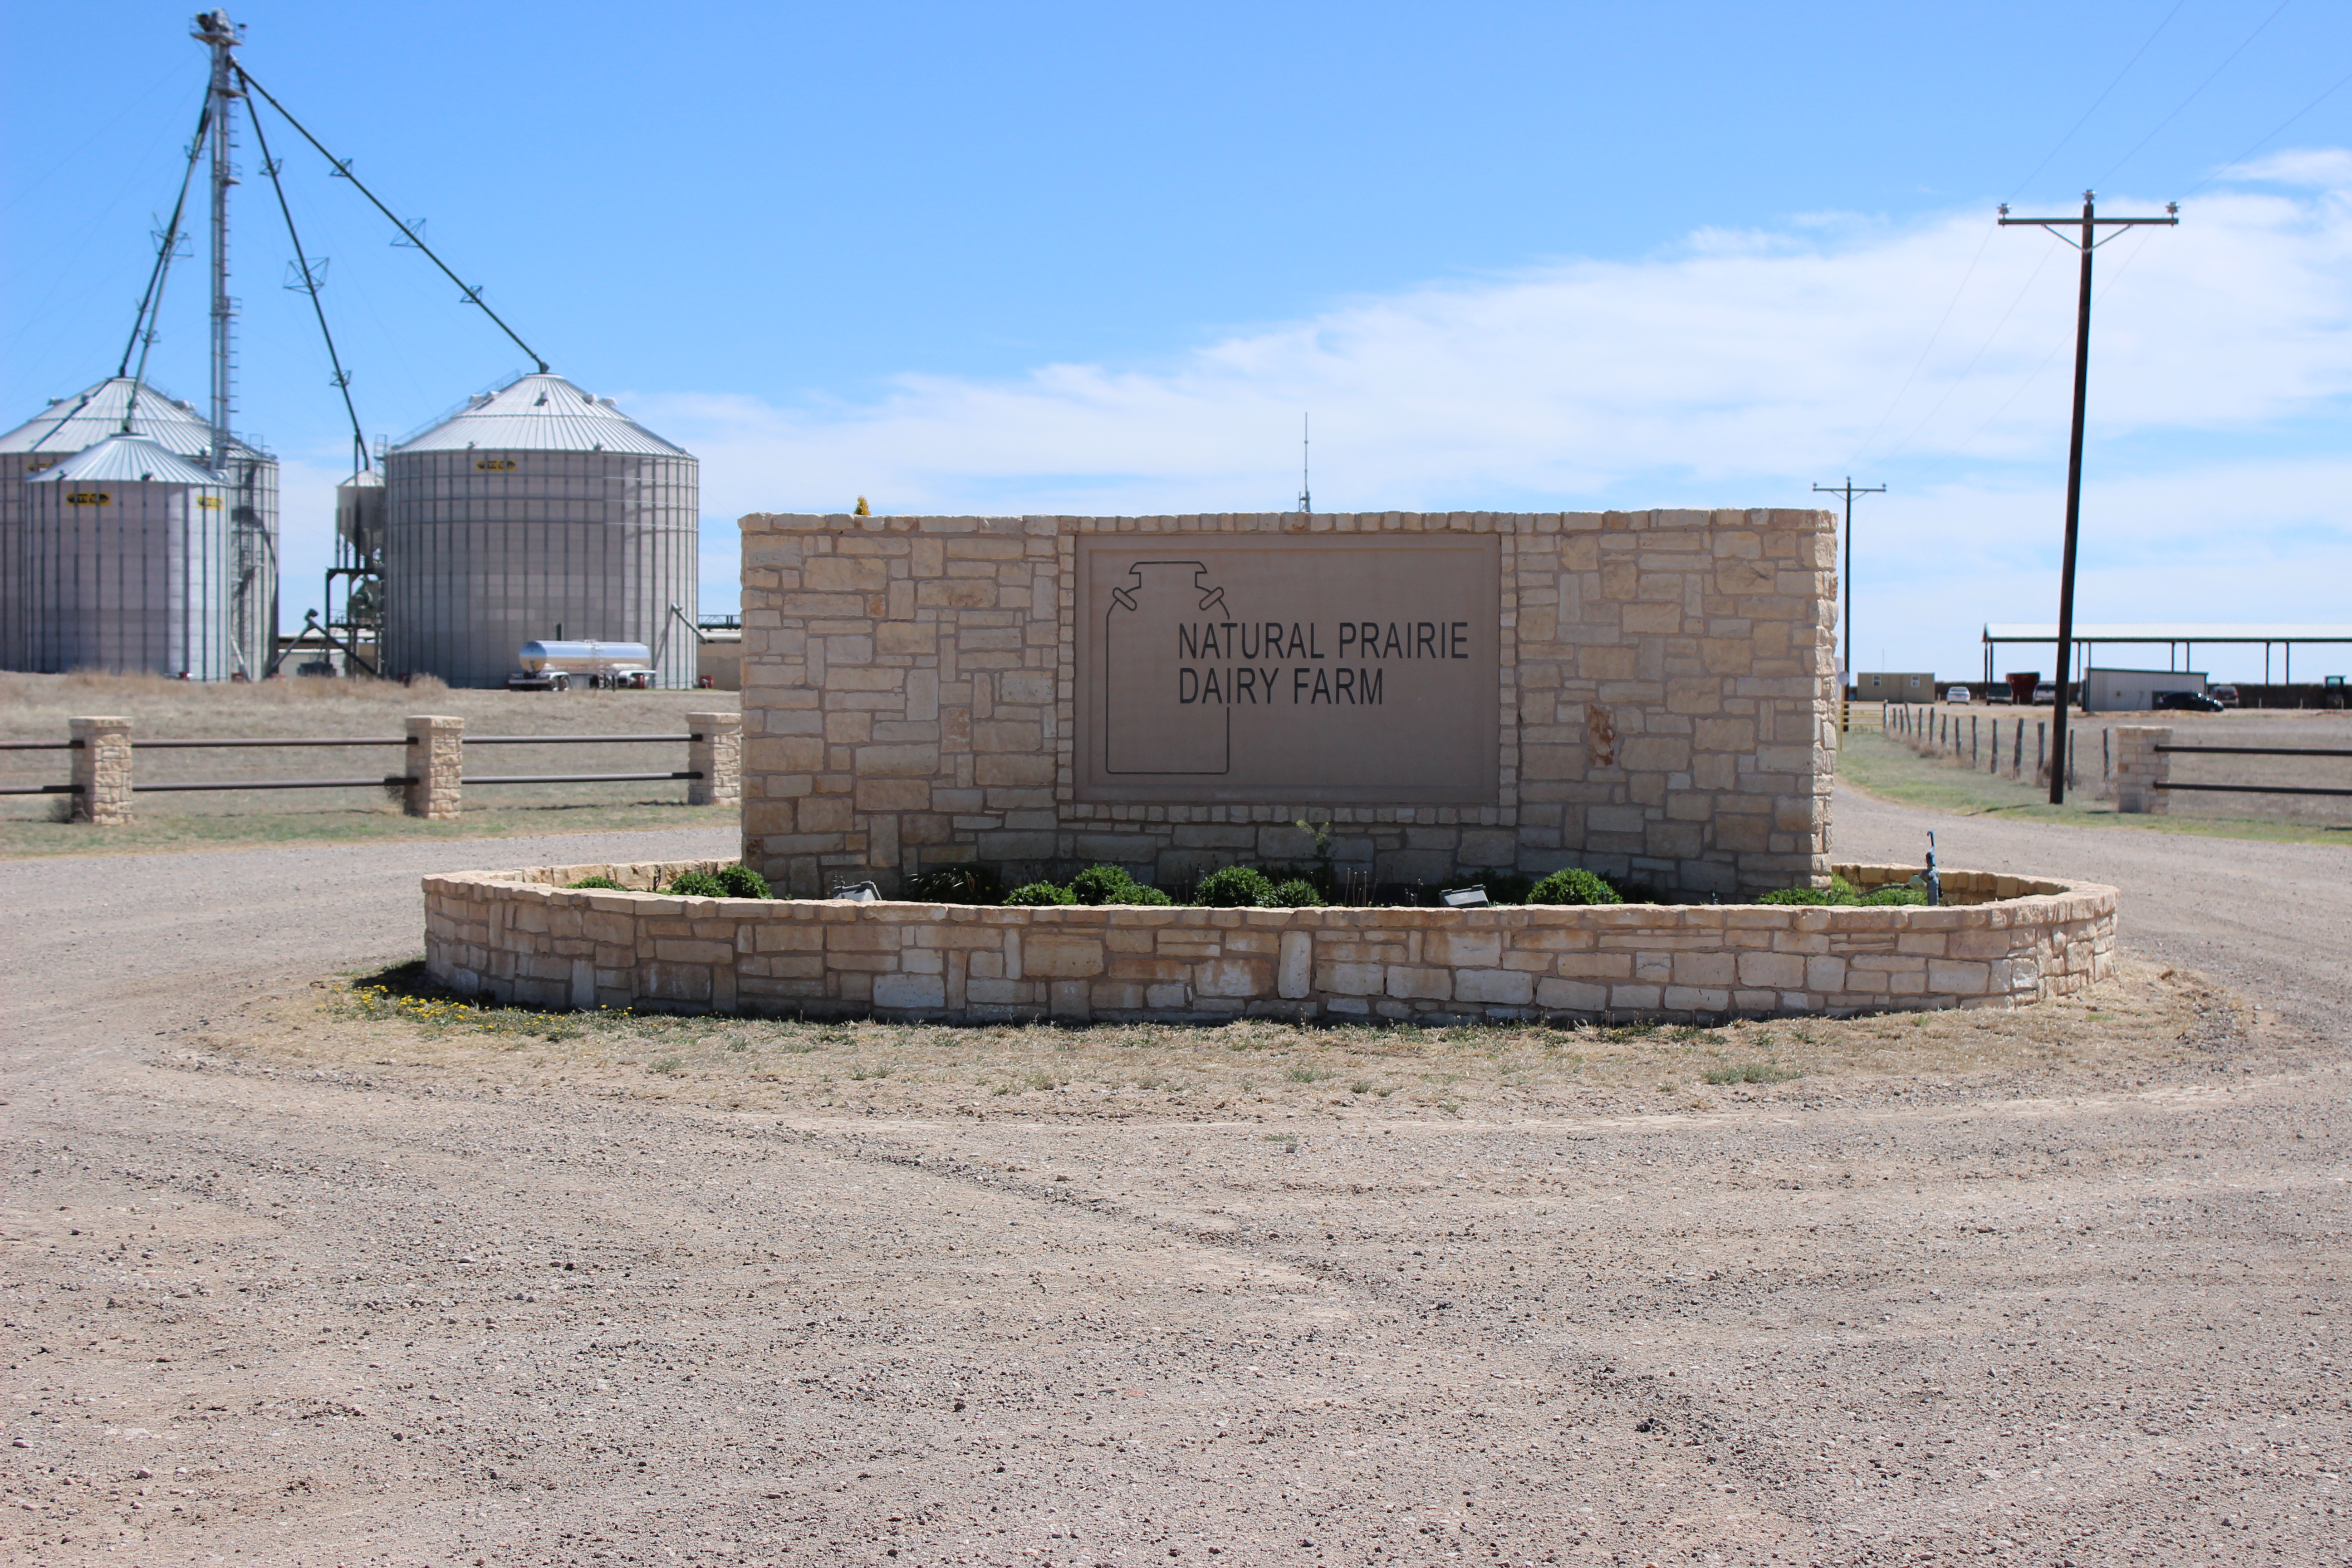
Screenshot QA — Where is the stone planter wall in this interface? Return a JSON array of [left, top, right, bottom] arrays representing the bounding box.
[[423, 862, 2117, 1024]]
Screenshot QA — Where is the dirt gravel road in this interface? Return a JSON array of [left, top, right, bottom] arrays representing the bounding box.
[[5, 801, 2349, 1567]]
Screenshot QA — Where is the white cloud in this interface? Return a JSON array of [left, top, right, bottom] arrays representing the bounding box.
[[639, 167, 2352, 673]]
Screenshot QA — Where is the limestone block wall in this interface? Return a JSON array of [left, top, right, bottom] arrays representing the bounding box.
[[424, 862, 2117, 1024], [738, 509, 1838, 901]]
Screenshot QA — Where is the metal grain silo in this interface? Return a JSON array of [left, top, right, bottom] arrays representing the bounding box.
[[380, 372, 699, 688], [23, 434, 231, 678], [0, 377, 277, 675]]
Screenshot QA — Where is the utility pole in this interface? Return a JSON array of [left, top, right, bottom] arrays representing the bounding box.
[[1813, 477, 1883, 735], [1999, 191, 2177, 804]]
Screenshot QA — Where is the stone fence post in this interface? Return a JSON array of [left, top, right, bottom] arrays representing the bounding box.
[[405, 715, 465, 819], [69, 717, 132, 824], [686, 711, 742, 806], [2112, 725, 2171, 814]]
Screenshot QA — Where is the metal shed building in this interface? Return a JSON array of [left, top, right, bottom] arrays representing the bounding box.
[[0, 377, 277, 676], [381, 373, 699, 688], [23, 435, 230, 678]]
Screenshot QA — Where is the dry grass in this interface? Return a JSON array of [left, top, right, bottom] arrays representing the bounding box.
[[216, 952, 2245, 1124]]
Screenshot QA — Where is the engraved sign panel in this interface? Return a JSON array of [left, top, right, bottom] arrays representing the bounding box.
[[1074, 534, 1500, 804]]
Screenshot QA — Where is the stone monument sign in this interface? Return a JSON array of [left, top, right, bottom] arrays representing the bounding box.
[[1076, 534, 1499, 804], [737, 509, 1836, 900]]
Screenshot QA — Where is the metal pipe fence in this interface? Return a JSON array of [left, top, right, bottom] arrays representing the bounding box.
[[5, 715, 739, 817]]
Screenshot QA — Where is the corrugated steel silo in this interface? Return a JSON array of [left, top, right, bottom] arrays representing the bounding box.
[[0, 377, 277, 675], [23, 434, 231, 678], [381, 372, 698, 688]]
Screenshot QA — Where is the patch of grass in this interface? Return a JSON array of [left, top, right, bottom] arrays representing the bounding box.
[[849, 1062, 895, 1080], [1284, 1065, 1328, 1083], [1836, 724, 2349, 846], [648, 1055, 684, 1075], [1350, 1079, 1377, 1095], [1702, 1063, 1803, 1085]]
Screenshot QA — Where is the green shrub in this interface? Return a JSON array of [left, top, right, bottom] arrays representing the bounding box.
[[663, 870, 727, 897], [1068, 863, 1139, 904], [715, 864, 771, 899], [1525, 867, 1623, 906], [1003, 881, 1078, 906], [564, 875, 624, 891], [1121, 884, 1175, 906], [1755, 875, 1929, 906], [905, 865, 1004, 905], [1194, 866, 1276, 907], [1267, 877, 1324, 907]]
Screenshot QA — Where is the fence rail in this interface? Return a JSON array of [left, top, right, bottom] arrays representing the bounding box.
[[10, 714, 740, 823], [2154, 747, 2352, 804]]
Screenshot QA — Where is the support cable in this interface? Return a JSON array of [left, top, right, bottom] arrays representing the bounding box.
[[24, 93, 213, 454], [119, 93, 214, 383], [234, 64, 549, 374], [245, 99, 368, 475]]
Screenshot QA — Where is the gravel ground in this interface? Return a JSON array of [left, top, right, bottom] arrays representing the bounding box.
[[4, 800, 2349, 1567]]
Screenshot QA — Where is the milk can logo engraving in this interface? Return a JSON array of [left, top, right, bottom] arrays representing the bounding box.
[[1076, 534, 1500, 806]]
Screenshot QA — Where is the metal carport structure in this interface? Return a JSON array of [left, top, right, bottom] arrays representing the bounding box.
[[1980, 623, 2352, 687]]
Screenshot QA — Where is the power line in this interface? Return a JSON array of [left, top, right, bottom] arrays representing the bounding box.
[[2008, 0, 2188, 201], [2093, 0, 2292, 188], [2181, 60, 2352, 197], [1853, 1, 2184, 469], [1877, 240, 2061, 462]]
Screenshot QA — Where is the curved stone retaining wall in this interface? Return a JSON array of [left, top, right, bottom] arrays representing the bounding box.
[[423, 862, 2116, 1024]]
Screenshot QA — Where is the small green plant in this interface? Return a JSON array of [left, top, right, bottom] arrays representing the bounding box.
[[904, 865, 1005, 906], [565, 875, 625, 891], [1284, 1065, 1328, 1083], [1702, 1063, 1802, 1085], [714, 864, 771, 899], [1194, 866, 1275, 907], [1267, 877, 1323, 908], [663, 870, 727, 897], [1004, 881, 1078, 906], [1526, 867, 1623, 906], [1758, 876, 1928, 907], [648, 1055, 684, 1075], [849, 1062, 895, 1080], [1350, 1079, 1376, 1094], [1066, 863, 1174, 906]]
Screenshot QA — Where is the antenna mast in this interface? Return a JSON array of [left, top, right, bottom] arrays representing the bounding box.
[[1297, 414, 1312, 514]]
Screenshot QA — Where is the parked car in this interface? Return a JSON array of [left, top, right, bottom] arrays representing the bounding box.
[[1944, 686, 1971, 703], [2210, 684, 2240, 707], [2154, 690, 2225, 713], [1986, 686, 2013, 704], [2031, 682, 2057, 705]]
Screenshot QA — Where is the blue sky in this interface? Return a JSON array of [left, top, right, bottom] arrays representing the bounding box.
[[7, 0, 2351, 681]]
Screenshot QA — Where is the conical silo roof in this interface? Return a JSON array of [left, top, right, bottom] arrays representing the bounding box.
[[25, 434, 222, 486], [0, 377, 265, 462], [390, 372, 686, 456]]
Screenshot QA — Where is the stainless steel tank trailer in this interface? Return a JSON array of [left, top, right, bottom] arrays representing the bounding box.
[[507, 639, 656, 691]]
